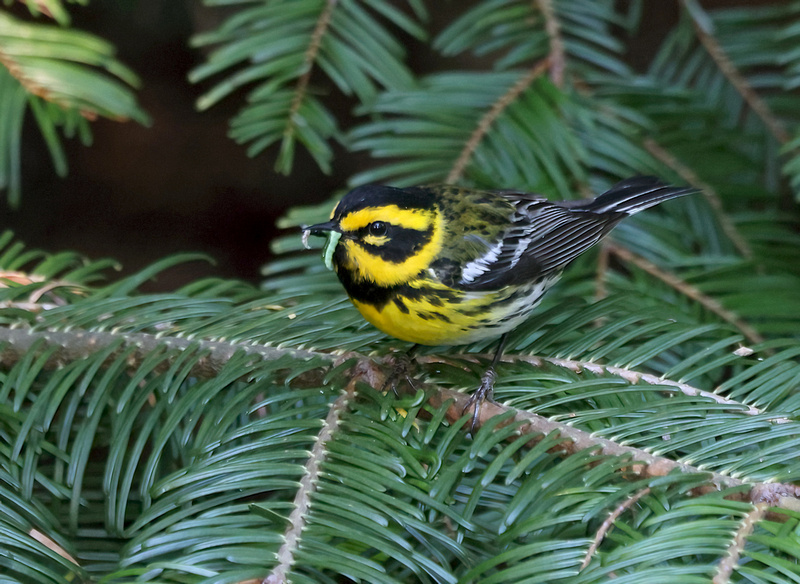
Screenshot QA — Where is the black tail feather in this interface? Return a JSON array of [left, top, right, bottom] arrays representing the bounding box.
[[572, 176, 698, 215]]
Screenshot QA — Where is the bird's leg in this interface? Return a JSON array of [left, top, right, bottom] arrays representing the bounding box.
[[462, 333, 509, 435], [381, 344, 419, 395]]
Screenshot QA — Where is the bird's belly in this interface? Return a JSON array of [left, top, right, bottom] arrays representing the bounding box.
[[351, 277, 557, 346]]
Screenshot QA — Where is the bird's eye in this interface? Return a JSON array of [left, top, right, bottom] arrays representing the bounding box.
[[368, 221, 387, 236]]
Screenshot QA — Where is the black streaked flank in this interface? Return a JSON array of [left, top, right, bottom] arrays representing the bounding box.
[[431, 311, 452, 323], [423, 293, 444, 307], [393, 297, 410, 314]]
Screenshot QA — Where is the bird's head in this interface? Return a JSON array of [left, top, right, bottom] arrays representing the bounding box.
[[304, 185, 443, 287]]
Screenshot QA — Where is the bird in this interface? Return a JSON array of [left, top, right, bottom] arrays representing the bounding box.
[[303, 176, 697, 430]]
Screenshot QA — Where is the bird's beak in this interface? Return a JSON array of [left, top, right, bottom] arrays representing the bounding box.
[[305, 220, 340, 236], [302, 221, 342, 271], [301, 220, 340, 249]]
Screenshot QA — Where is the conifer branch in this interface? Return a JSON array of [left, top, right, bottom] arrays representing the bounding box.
[[581, 487, 651, 571], [681, 0, 789, 144], [0, 326, 780, 420], [0, 48, 99, 119], [423, 352, 783, 421], [264, 387, 354, 584], [3, 325, 798, 523], [605, 242, 765, 346], [643, 138, 753, 258], [533, 0, 565, 86], [425, 386, 800, 511], [0, 327, 337, 377], [3, 2, 799, 578], [712, 503, 767, 584], [447, 58, 550, 183], [284, 0, 338, 143]]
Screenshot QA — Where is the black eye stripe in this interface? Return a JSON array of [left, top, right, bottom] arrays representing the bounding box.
[[355, 225, 434, 263]]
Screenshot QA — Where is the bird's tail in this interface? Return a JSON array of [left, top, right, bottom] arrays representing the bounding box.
[[574, 176, 698, 215]]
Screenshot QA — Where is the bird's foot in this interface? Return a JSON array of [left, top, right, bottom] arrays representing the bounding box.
[[380, 351, 418, 396], [462, 366, 498, 435]]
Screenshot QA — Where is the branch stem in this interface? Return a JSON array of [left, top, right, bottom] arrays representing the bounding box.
[[682, 0, 788, 144], [0, 327, 337, 378], [447, 59, 550, 184], [264, 388, 353, 584], [581, 487, 651, 571], [0, 326, 776, 419], [284, 0, 338, 140], [418, 352, 781, 420], [534, 0, 565, 86], [712, 503, 767, 584]]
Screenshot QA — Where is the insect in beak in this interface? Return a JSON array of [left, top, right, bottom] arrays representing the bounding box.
[[302, 221, 342, 271]]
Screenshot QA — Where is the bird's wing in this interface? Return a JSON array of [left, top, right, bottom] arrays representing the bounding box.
[[444, 178, 694, 291], [456, 195, 621, 291]]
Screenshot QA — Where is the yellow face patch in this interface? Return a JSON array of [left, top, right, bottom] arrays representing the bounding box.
[[334, 205, 443, 288]]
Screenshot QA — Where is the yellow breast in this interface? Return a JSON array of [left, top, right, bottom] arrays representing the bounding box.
[[350, 278, 555, 346], [352, 296, 475, 345]]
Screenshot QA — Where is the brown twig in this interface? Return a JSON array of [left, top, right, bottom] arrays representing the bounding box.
[[581, 487, 652, 571], [712, 503, 767, 584], [533, 0, 565, 87], [447, 59, 551, 184], [643, 138, 752, 258], [0, 270, 84, 309], [605, 242, 764, 346], [682, 0, 789, 145], [283, 0, 338, 141], [594, 245, 610, 301]]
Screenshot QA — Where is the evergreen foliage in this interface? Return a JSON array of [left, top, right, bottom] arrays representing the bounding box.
[[0, 5, 148, 207], [2, 1, 800, 583]]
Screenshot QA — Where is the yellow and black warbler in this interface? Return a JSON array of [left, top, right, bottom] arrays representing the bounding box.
[[304, 177, 696, 423]]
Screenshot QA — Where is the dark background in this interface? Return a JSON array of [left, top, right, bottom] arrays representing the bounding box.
[[2, 1, 770, 289]]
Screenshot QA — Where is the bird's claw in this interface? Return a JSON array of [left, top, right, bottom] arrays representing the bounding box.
[[380, 352, 418, 395], [462, 367, 497, 436]]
